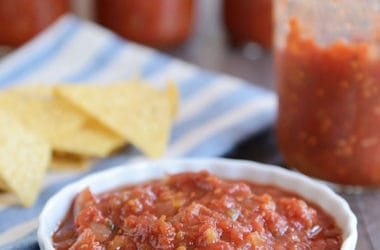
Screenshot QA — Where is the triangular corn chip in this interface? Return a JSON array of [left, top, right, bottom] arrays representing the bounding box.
[[166, 81, 179, 118], [50, 153, 93, 170], [51, 120, 125, 157], [0, 178, 8, 191], [55, 82, 176, 157], [2, 86, 124, 157], [0, 110, 51, 206]]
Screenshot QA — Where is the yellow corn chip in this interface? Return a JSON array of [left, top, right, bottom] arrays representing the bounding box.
[[0, 91, 83, 140], [51, 120, 125, 157], [8, 84, 55, 99], [50, 152, 93, 170], [55, 82, 176, 157], [166, 81, 179, 118], [0, 110, 51, 206], [0, 178, 8, 191], [1, 87, 125, 157]]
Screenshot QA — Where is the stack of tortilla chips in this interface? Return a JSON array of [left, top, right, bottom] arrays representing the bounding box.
[[0, 80, 178, 206]]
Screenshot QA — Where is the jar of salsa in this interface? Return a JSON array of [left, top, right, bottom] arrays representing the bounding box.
[[0, 0, 69, 47], [95, 0, 194, 48], [275, 0, 380, 187], [223, 0, 273, 48]]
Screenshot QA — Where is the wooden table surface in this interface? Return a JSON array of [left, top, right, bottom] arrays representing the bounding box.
[[163, 1, 380, 249]]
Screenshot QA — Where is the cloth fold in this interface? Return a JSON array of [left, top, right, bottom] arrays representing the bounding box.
[[0, 15, 277, 249]]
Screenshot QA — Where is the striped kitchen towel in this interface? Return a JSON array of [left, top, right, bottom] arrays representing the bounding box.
[[0, 15, 277, 249]]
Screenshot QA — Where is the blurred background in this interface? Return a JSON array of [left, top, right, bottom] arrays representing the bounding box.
[[0, 0, 274, 89]]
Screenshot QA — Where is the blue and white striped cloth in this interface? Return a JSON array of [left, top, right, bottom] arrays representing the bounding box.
[[0, 15, 276, 249]]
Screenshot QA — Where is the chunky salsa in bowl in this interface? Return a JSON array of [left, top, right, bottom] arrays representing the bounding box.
[[38, 158, 357, 249]]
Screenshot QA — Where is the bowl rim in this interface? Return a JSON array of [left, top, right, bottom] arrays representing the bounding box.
[[38, 157, 357, 250]]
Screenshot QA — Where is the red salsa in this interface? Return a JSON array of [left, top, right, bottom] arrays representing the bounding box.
[[95, 0, 194, 48], [0, 0, 69, 47], [223, 0, 273, 48], [276, 18, 380, 186], [53, 171, 342, 249]]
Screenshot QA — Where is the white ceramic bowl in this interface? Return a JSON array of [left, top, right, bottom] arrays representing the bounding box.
[[38, 158, 357, 249]]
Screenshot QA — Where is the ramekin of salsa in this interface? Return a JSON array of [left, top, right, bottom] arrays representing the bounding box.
[[38, 159, 357, 249], [275, 0, 380, 186]]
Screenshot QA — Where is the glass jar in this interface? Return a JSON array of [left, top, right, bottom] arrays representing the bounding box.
[[0, 0, 69, 47], [95, 0, 194, 48], [223, 0, 273, 48], [275, 0, 380, 187]]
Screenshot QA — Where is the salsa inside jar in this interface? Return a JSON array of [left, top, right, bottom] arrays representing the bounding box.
[[276, 17, 380, 186], [0, 0, 69, 47], [53, 171, 342, 249], [223, 0, 273, 48], [95, 0, 194, 48]]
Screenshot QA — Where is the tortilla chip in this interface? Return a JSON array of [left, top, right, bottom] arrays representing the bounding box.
[[166, 81, 179, 119], [50, 153, 93, 170], [0, 110, 51, 206], [0, 178, 8, 191], [55, 82, 176, 157], [0, 91, 84, 140], [0, 88, 124, 157], [51, 120, 125, 157], [8, 84, 55, 99]]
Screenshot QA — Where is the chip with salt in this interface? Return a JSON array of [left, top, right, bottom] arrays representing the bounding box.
[[0, 110, 51, 206], [55, 82, 176, 157], [2, 86, 125, 157]]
